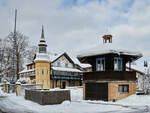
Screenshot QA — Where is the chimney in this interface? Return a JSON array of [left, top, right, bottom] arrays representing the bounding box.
[[102, 35, 112, 43]]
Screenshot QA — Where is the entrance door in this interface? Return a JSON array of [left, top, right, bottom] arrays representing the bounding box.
[[85, 83, 108, 101], [62, 82, 66, 89]]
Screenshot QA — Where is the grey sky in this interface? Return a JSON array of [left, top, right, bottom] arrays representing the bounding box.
[[0, 0, 150, 63]]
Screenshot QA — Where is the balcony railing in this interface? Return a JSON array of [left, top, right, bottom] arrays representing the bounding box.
[[83, 71, 136, 81]]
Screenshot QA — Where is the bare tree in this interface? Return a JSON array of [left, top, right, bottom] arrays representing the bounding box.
[[0, 38, 12, 81], [6, 31, 29, 80], [26, 45, 38, 63]]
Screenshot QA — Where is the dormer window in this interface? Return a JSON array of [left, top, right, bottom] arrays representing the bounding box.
[[96, 58, 105, 71], [114, 57, 122, 71]]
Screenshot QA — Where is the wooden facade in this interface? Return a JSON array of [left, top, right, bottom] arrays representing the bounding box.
[[83, 71, 136, 81]]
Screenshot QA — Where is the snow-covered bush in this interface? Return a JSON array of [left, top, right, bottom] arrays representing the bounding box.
[[17, 78, 29, 84]]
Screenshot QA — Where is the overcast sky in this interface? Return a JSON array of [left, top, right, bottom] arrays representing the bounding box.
[[0, 0, 150, 63]]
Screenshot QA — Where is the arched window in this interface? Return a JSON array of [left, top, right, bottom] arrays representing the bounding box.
[[42, 69, 44, 75]]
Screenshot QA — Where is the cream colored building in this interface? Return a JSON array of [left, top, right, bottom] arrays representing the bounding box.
[[19, 26, 83, 89]]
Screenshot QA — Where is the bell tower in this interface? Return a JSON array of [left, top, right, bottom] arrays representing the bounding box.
[[34, 26, 51, 89], [38, 26, 47, 53]]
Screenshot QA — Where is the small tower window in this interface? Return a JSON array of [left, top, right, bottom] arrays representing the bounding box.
[[39, 46, 46, 53], [42, 69, 44, 75], [47, 69, 49, 75], [96, 58, 105, 71], [114, 57, 123, 71]]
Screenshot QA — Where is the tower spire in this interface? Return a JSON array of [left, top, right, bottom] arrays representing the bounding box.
[[38, 25, 47, 53], [41, 25, 44, 39]]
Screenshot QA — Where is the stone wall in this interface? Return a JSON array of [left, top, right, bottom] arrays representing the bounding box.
[[25, 89, 70, 105]]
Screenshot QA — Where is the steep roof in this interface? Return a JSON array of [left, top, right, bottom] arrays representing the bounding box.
[[52, 52, 74, 64]]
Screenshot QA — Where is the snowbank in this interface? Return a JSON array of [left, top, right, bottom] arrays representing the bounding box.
[[117, 94, 150, 106]]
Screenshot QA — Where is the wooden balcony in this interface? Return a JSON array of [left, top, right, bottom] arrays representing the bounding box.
[[83, 71, 136, 81]]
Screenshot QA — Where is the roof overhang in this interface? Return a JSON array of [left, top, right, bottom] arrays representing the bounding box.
[[77, 50, 143, 63]]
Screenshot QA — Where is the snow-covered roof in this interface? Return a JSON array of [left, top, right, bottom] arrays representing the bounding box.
[[19, 69, 35, 74], [34, 53, 50, 62], [38, 41, 47, 45], [77, 44, 143, 59], [48, 52, 62, 62], [71, 57, 91, 68], [52, 67, 82, 72]]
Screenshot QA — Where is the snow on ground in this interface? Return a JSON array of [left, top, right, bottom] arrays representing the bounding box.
[[117, 94, 150, 106], [0, 86, 149, 113], [68, 87, 83, 101]]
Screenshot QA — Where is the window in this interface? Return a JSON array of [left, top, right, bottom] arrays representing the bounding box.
[[47, 81, 49, 86], [118, 85, 129, 93], [42, 69, 44, 75], [39, 46, 46, 53], [114, 57, 122, 71], [37, 70, 39, 75], [65, 63, 68, 67], [47, 69, 49, 75], [57, 62, 60, 67], [42, 80, 44, 85], [96, 58, 105, 71]]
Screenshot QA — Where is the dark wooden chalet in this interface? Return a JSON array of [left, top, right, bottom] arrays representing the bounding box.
[[77, 34, 142, 101]]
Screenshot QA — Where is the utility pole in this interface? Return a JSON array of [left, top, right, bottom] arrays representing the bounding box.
[[11, 9, 17, 84]]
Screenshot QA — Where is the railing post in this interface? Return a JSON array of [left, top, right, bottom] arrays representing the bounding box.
[[4, 82, 10, 93], [16, 81, 21, 96]]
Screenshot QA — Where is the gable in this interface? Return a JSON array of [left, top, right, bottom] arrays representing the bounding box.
[[52, 54, 74, 68]]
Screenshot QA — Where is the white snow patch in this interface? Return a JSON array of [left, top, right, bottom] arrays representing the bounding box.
[[34, 53, 50, 62], [19, 68, 35, 74], [52, 67, 82, 72], [117, 94, 150, 106]]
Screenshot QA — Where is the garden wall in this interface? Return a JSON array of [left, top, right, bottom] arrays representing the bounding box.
[[25, 89, 70, 105]]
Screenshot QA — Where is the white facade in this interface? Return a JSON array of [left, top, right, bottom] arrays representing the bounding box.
[[52, 55, 74, 68]]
